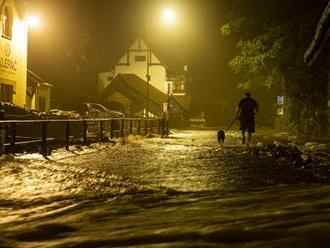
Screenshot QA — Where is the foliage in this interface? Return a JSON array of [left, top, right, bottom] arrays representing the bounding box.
[[220, 0, 328, 135]]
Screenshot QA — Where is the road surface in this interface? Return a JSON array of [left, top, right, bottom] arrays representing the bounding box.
[[0, 130, 329, 247]]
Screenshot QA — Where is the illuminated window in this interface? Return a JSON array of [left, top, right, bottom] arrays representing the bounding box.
[[2, 6, 12, 38], [135, 55, 146, 62], [181, 82, 185, 90]]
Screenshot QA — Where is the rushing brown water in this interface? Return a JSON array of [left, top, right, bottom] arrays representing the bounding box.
[[0, 130, 329, 247]]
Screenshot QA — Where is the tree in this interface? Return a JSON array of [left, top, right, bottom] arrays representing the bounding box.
[[221, 0, 328, 136]]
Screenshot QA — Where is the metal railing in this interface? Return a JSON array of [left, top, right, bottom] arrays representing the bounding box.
[[0, 117, 168, 156]]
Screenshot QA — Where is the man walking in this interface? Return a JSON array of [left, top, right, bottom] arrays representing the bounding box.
[[236, 92, 259, 146]]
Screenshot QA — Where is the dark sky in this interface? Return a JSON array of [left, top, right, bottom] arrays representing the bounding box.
[[26, 0, 233, 109], [24, 0, 327, 122]]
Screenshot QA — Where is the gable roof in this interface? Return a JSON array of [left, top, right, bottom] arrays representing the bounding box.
[[101, 73, 188, 111], [305, 1, 330, 65], [27, 69, 53, 88], [109, 37, 185, 74], [101, 73, 167, 106]]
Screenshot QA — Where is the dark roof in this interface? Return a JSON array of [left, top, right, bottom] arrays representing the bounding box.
[[27, 69, 53, 88], [101, 73, 167, 106], [121, 73, 167, 105], [101, 73, 189, 111], [172, 95, 189, 110], [305, 1, 330, 65]]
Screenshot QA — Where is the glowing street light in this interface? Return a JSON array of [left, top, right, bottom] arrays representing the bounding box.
[[26, 15, 40, 28], [145, 7, 177, 120], [161, 8, 177, 25]]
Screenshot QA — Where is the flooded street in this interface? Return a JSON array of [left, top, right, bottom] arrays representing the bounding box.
[[0, 130, 330, 247]]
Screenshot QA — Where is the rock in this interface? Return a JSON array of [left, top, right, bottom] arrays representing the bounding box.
[[256, 142, 263, 147], [146, 133, 153, 138], [304, 142, 319, 147], [4, 154, 15, 162], [273, 141, 281, 147], [301, 154, 309, 161]]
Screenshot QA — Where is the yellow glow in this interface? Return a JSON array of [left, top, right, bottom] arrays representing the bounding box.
[[161, 8, 176, 25], [26, 15, 40, 28]]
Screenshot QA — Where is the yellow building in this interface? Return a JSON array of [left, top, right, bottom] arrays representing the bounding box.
[[0, 0, 27, 107]]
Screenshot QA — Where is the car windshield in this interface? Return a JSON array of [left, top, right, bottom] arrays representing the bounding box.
[[89, 103, 109, 112]]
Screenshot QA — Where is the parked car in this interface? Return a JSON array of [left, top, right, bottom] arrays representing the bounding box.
[[0, 102, 40, 120], [62, 103, 125, 119], [40, 109, 81, 119]]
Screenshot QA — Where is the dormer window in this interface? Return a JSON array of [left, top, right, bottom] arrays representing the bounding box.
[[2, 6, 12, 39]]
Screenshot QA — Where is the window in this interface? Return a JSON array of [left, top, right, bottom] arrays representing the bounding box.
[[181, 82, 185, 90], [39, 97, 46, 112], [2, 6, 12, 38], [135, 55, 146, 62], [0, 83, 13, 103], [172, 81, 185, 93]]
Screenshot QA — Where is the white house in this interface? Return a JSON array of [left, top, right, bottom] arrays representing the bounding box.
[[98, 38, 168, 94], [98, 37, 190, 121]]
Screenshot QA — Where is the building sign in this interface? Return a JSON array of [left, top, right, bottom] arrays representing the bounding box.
[[0, 43, 18, 73], [167, 74, 185, 82], [277, 96, 284, 105]]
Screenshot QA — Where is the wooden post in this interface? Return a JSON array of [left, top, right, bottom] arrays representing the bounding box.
[[99, 121, 103, 142], [137, 119, 141, 135], [120, 119, 124, 137], [0, 124, 5, 154], [165, 118, 169, 136], [150, 119, 153, 134], [110, 119, 113, 139], [144, 119, 148, 135], [10, 122, 16, 154], [83, 120, 88, 145], [129, 119, 133, 134], [158, 118, 161, 135], [65, 121, 70, 150], [41, 122, 47, 156], [161, 118, 165, 137]]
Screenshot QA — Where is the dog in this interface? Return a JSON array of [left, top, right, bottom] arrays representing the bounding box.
[[217, 129, 225, 145]]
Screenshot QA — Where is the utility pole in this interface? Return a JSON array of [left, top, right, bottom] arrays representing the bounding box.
[[145, 24, 150, 118]]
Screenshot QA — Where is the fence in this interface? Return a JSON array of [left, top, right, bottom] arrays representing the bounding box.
[[0, 117, 167, 156]]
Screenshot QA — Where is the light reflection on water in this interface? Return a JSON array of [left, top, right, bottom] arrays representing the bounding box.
[[0, 130, 329, 247]]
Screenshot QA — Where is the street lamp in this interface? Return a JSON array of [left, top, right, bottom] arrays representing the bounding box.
[[26, 15, 40, 28], [161, 8, 177, 25], [145, 8, 177, 119], [145, 24, 150, 118]]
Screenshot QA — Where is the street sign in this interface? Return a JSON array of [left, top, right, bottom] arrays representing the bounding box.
[[277, 96, 284, 105]]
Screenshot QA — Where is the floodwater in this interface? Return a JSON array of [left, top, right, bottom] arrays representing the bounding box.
[[0, 130, 329, 248]]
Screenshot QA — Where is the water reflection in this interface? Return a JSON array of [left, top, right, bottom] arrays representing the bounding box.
[[0, 130, 329, 247]]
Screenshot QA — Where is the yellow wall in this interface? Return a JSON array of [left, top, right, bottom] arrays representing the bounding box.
[[0, 0, 28, 107], [36, 85, 51, 111]]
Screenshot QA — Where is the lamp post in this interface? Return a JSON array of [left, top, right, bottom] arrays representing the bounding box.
[[26, 15, 40, 28], [161, 8, 176, 134], [166, 81, 171, 134], [145, 24, 150, 118], [145, 8, 177, 119]]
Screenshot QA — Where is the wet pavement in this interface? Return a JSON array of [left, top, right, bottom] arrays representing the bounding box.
[[0, 130, 329, 247]]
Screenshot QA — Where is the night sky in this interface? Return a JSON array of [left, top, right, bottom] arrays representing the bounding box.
[[24, 0, 326, 123], [25, 1, 232, 112]]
